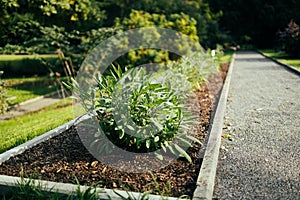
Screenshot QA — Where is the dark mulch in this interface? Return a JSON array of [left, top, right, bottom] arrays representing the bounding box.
[[0, 63, 229, 198]]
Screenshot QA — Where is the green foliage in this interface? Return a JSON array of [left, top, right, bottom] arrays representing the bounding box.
[[70, 64, 201, 162], [117, 10, 199, 41], [103, 0, 223, 48], [0, 44, 26, 54], [1, 13, 42, 47], [0, 71, 8, 113], [115, 10, 199, 68], [1, 0, 226, 55], [168, 51, 219, 89], [13, 0, 104, 30], [0, 0, 19, 38], [0, 55, 62, 77], [0, 0, 106, 49], [78, 27, 122, 55], [7, 176, 61, 200], [3, 174, 190, 200]]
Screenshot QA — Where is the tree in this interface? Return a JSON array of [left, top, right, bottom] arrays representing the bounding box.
[[102, 0, 223, 48], [0, 0, 106, 47]]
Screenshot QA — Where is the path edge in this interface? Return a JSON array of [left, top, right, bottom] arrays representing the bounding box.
[[258, 50, 300, 76], [192, 53, 236, 200]]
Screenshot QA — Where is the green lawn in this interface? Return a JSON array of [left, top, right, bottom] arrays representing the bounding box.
[[0, 98, 82, 153], [261, 49, 300, 71], [4, 77, 60, 105], [0, 54, 58, 61]]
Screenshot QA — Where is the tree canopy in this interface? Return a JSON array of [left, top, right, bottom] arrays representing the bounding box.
[[1, 0, 300, 53]]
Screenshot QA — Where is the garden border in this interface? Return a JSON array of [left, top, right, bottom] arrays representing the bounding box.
[[258, 51, 300, 76], [0, 54, 236, 199], [0, 174, 178, 200], [0, 111, 178, 199], [192, 53, 235, 200]]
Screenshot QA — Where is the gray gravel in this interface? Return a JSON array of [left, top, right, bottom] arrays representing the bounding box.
[[213, 51, 300, 199]]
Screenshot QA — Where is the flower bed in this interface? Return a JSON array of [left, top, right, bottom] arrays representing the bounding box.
[[0, 63, 229, 198]]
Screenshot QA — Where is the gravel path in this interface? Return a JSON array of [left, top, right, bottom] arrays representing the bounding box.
[[214, 51, 300, 199]]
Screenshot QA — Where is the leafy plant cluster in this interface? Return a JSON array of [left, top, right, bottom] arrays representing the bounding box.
[[71, 66, 198, 162], [168, 50, 219, 89], [71, 50, 218, 162], [103, 0, 224, 48]]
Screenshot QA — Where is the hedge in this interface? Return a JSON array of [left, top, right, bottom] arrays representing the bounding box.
[[0, 55, 64, 77]]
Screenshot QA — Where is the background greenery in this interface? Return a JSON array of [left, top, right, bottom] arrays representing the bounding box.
[[1, 0, 299, 58], [0, 55, 63, 77]]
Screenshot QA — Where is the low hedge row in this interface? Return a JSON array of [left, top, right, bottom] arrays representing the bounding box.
[[0, 55, 64, 77]]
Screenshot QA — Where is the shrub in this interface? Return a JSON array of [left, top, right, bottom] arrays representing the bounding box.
[[68, 44, 219, 162], [168, 51, 219, 89], [114, 10, 199, 68], [0, 44, 26, 55], [70, 64, 201, 162], [0, 55, 63, 77]]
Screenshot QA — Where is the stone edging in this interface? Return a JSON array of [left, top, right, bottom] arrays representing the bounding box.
[[192, 53, 236, 200], [0, 174, 177, 200], [258, 51, 300, 76]]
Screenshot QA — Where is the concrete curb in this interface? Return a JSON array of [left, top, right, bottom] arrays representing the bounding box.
[[192, 53, 236, 200], [0, 174, 178, 200], [258, 51, 300, 76]]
